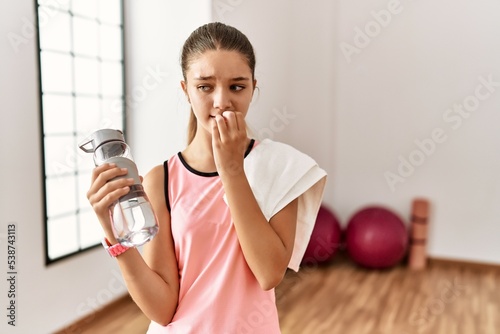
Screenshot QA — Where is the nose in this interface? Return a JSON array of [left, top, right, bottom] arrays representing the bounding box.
[[212, 87, 233, 111]]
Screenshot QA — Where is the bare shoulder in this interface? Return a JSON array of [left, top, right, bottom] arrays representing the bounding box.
[[142, 164, 166, 202], [144, 164, 165, 181]]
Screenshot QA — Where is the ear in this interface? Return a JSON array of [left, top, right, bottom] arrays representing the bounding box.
[[252, 79, 258, 98], [181, 80, 190, 103], [180, 80, 187, 94]]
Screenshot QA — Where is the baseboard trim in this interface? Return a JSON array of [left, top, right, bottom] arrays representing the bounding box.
[[429, 256, 500, 271], [54, 293, 132, 334]]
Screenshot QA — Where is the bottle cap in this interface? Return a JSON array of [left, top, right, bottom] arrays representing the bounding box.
[[78, 129, 125, 153]]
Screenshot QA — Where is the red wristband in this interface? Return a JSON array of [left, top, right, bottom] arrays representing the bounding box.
[[101, 238, 131, 257]]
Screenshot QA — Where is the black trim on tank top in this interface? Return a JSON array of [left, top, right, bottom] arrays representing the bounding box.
[[243, 138, 255, 157], [178, 139, 256, 177], [163, 160, 171, 212]]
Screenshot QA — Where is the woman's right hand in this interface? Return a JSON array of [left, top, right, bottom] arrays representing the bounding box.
[[86, 163, 135, 240]]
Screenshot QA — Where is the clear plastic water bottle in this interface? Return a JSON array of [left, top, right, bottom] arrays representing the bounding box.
[[79, 129, 159, 247]]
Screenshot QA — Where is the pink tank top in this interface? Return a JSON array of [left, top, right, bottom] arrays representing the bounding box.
[[147, 139, 281, 334]]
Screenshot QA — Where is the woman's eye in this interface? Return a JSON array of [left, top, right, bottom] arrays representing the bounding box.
[[197, 85, 212, 92], [231, 85, 245, 91]]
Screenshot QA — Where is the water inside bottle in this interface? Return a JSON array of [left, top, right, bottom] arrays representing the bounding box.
[[111, 195, 159, 247]]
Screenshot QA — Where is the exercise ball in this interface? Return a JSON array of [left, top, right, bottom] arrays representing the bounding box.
[[302, 205, 342, 265], [345, 206, 408, 269]]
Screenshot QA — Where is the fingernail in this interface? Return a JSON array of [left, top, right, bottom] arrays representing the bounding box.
[[121, 168, 128, 172], [109, 163, 116, 167]]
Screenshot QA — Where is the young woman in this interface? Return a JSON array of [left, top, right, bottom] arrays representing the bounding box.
[[87, 22, 325, 333]]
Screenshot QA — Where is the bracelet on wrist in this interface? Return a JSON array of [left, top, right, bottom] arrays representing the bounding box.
[[101, 237, 132, 257]]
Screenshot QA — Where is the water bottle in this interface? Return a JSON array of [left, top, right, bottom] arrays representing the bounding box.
[[79, 129, 159, 247]]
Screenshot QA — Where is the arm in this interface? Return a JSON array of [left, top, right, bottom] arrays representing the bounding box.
[[222, 174, 297, 290], [87, 164, 179, 325], [212, 112, 298, 290]]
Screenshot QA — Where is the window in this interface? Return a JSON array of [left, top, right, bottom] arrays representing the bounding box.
[[36, 0, 125, 264]]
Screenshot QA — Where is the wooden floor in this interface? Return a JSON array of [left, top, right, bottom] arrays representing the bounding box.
[[58, 256, 500, 334]]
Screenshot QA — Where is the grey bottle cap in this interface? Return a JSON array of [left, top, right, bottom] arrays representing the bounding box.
[[79, 129, 125, 153]]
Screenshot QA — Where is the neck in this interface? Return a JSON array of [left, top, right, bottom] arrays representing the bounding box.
[[182, 127, 217, 173]]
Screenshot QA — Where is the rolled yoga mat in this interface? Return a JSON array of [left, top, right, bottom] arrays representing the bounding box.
[[408, 198, 430, 270]]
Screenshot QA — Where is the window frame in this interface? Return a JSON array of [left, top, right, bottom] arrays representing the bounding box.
[[34, 0, 127, 265]]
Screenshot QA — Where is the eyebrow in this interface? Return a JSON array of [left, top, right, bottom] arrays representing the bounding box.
[[193, 76, 250, 82]]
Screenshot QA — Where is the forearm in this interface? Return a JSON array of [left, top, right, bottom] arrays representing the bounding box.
[[102, 228, 178, 326], [211, 114, 296, 289], [113, 249, 178, 325], [221, 172, 292, 289], [88, 164, 178, 325]]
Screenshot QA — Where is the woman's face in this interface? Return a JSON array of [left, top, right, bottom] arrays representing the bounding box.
[[181, 49, 256, 135]]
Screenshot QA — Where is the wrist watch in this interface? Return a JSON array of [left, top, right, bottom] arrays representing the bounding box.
[[102, 237, 131, 257]]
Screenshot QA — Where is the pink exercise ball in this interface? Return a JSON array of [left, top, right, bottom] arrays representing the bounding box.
[[345, 206, 408, 269], [302, 205, 342, 265]]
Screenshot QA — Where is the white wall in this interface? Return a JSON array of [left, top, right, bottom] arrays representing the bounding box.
[[333, 0, 500, 264], [0, 1, 209, 333], [125, 0, 211, 173], [221, 0, 500, 265]]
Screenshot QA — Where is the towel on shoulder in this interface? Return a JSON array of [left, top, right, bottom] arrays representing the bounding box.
[[242, 138, 327, 272]]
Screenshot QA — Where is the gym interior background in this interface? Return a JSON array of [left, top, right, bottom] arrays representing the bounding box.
[[1, 0, 499, 333]]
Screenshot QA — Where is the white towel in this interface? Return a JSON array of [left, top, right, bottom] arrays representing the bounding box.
[[242, 139, 327, 272]]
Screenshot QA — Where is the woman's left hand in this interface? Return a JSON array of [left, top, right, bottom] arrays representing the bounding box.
[[211, 111, 249, 178]]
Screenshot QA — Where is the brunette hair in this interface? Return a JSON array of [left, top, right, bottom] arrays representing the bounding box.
[[180, 22, 256, 144]]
